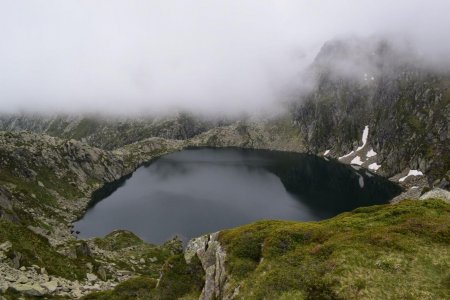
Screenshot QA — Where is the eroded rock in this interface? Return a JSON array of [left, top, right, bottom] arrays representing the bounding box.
[[186, 232, 228, 300]]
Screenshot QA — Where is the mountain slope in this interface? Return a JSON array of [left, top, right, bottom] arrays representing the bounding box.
[[293, 38, 450, 188], [0, 113, 218, 150]]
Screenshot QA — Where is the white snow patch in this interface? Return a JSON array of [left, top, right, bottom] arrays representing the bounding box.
[[366, 149, 377, 157], [351, 165, 361, 170], [365, 172, 373, 177], [410, 186, 419, 189], [371, 76, 375, 80], [350, 156, 364, 165], [368, 163, 381, 171], [324, 157, 329, 161], [338, 151, 354, 160], [324, 150, 330, 156], [356, 125, 369, 151], [399, 170, 423, 182], [357, 174, 364, 188]]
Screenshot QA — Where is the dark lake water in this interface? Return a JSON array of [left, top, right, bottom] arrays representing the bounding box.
[[74, 148, 401, 244]]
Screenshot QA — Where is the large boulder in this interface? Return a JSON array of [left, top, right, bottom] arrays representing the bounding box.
[[41, 280, 58, 293], [419, 188, 450, 203], [10, 283, 47, 296]]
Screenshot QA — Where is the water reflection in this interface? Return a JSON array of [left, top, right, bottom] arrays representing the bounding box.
[[75, 148, 401, 244]]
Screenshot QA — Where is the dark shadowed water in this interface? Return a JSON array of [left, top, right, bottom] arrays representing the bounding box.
[[74, 148, 401, 244]]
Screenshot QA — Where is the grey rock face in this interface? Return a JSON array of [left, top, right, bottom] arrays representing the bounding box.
[[11, 251, 22, 269], [0, 241, 12, 252], [40, 280, 58, 293], [86, 273, 98, 282], [0, 188, 12, 211], [292, 38, 450, 186], [76, 241, 93, 257], [97, 266, 108, 281], [420, 188, 450, 203], [185, 232, 228, 300]]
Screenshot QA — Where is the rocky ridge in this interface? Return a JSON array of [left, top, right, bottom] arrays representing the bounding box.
[[0, 131, 187, 298]]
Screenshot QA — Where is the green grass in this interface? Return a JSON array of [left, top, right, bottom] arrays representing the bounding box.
[[34, 165, 84, 200], [93, 230, 145, 251], [92, 231, 184, 279], [82, 276, 158, 300], [82, 254, 204, 300], [0, 220, 89, 280], [219, 199, 450, 299]]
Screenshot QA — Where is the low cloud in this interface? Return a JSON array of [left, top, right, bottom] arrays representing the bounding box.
[[0, 1, 449, 116]]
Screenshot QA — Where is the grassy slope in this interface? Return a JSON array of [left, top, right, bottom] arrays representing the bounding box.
[[0, 220, 89, 280], [220, 199, 450, 299], [82, 254, 204, 300]]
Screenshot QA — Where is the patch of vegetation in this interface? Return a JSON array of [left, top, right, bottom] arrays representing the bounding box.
[[68, 118, 102, 140], [0, 220, 88, 280], [92, 231, 181, 279], [154, 254, 204, 299], [35, 166, 84, 200], [94, 230, 145, 251], [82, 276, 158, 300], [83, 255, 204, 300], [220, 199, 450, 299]]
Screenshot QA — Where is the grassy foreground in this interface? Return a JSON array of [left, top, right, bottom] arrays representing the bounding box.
[[84, 199, 450, 299], [220, 199, 450, 299]]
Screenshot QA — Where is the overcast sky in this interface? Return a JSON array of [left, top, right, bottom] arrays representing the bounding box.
[[0, 0, 449, 116]]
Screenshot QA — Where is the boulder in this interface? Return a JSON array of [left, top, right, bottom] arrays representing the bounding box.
[[10, 283, 47, 296], [86, 273, 98, 282], [76, 241, 92, 257], [86, 262, 93, 272], [0, 280, 9, 293], [0, 241, 12, 252], [11, 251, 23, 269], [17, 275, 28, 284], [419, 188, 450, 203], [97, 266, 107, 281], [41, 280, 58, 293]]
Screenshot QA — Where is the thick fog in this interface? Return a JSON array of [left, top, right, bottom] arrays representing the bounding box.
[[0, 1, 449, 116]]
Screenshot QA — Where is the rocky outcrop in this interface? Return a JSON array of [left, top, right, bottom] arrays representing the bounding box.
[[0, 131, 189, 298], [189, 119, 305, 153], [420, 188, 450, 203], [0, 113, 220, 150], [0, 259, 118, 298], [185, 232, 228, 300], [116, 137, 185, 167]]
